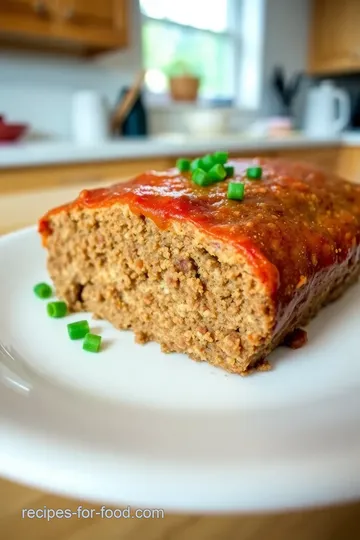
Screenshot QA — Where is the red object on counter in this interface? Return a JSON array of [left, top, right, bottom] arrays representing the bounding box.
[[0, 115, 28, 142]]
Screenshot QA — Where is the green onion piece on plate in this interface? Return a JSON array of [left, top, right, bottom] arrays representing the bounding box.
[[33, 282, 52, 299], [67, 320, 90, 340], [47, 301, 67, 318], [227, 182, 245, 201], [192, 168, 212, 187], [224, 165, 234, 178], [176, 158, 191, 172], [213, 151, 229, 165], [208, 164, 226, 182], [83, 333, 102, 353], [246, 166, 262, 180]]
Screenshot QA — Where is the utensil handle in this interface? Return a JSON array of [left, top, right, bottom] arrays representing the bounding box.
[[111, 70, 146, 132]]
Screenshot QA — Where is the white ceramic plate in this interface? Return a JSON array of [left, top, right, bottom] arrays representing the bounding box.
[[1, 227, 360, 513]]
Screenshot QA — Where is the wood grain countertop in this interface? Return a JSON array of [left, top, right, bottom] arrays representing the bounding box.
[[1, 183, 360, 539]]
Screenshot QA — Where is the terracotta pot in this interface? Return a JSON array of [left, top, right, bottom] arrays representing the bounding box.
[[169, 76, 200, 102]]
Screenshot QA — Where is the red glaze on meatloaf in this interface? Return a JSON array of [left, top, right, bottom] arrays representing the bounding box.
[[39, 158, 360, 373]]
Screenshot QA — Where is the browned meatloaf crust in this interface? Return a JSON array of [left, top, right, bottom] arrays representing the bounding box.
[[39, 158, 360, 374]]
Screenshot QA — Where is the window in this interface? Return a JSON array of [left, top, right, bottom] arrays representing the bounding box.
[[140, 0, 239, 102]]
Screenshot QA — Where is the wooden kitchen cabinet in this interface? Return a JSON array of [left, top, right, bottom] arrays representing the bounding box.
[[276, 147, 340, 171], [0, 0, 128, 53], [336, 147, 360, 182], [51, 0, 128, 50], [0, 156, 176, 194], [0, 0, 54, 41], [0, 0, 49, 20], [308, 0, 360, 74]]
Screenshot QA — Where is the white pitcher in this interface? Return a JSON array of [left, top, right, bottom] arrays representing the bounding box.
[[304, 80, 350, 137], [71, 90, 109, 145]]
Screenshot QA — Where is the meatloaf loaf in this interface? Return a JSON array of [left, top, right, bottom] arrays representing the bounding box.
[[39, 158, 360, 374]]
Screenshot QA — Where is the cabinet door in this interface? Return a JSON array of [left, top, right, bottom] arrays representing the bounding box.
[[309, 0, 360, 74], [0, 0, 53, 37], [0, 0, 49, 17], [57, 0, 128, 50], [336, 147, 360, 182]]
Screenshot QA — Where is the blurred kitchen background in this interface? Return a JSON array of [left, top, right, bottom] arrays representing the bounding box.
[[2, 0, 360, 195]]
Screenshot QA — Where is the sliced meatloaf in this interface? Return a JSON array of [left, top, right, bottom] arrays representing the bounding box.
[[39, 158, 360, 374]]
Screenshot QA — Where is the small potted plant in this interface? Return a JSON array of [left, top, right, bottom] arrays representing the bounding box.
[[165, 60, 201, 102]]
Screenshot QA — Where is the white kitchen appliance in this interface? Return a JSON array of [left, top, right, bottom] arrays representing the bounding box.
[[304, 80, 350, 137], [71, 90, 109, 145]]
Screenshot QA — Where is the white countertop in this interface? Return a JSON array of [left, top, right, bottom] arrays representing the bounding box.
[[340, 131, 360, 145], [0, 133, 346, 169]]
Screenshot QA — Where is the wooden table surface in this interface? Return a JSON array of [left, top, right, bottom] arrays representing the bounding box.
[[1, 183, 360, 540]]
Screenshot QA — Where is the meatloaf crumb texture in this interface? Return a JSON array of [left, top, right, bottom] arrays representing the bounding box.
[[39, 158, 360, 374]]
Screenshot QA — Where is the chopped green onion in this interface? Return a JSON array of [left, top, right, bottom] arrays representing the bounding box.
[[176, 158, 191, 172], [192, 168, 212, 186], [83, 333, 102, 353], [213, 151, 229, 165], [208, 164, 226, 182], [200, 154, 216, 171], [246, 166, 262, 180], [47, 301, 67, 318], [190, 158, 202, 172], [33, 282, 52, 299], [227, 182, 245, 201], [224, 165, 234, 178], [67, 320, 90, 340]]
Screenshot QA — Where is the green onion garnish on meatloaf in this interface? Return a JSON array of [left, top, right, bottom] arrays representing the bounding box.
[[213, 151, 228, 164], [224, 165, 234, 178], [192, 168, 213, 187], [227, 182, 245, 201], [176, 158, 191, 172], [181, 152, 240, 193], [208, 164, 227, 182], [246, 166, 262, 180]]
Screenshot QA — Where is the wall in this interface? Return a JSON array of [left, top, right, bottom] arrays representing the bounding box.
[[261, 0, 311, 123], [0, 1, 142, 139]]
